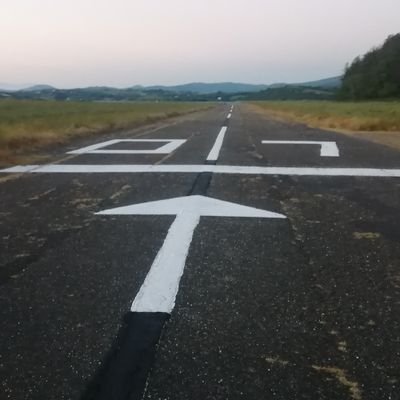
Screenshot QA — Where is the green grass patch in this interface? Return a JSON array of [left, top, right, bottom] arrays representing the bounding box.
[[250, 101, 400, 132], [0, 100, 211, 163]]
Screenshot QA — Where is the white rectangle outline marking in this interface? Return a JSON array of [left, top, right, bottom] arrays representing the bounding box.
[[3, 164, 400, 177], [67, 139, 187, 155], [207, 127, 228, 161]]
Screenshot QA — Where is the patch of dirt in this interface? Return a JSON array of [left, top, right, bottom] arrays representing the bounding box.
[[263, 354, 363, 399], [110, 184, 132, 200], [69, 197, 102, 210], [264, 356, 290, 367], [353, 232, 382, 240], [312, 365, 362, 400], [28, 188, 56, 201]]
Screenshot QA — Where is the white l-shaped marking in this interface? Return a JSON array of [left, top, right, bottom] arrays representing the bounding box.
[[262, 140, 340, 157]]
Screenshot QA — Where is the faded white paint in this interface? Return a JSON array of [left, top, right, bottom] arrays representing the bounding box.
[[97, 195, 285, 313], [67, 139, 186, 155], [4, 164, 400, 177], [207, 126, 227, 161], [227, 113, 232, 119], [262, 140, 340, 157]]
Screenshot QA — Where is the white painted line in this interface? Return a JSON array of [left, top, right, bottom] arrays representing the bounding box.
[[207, 126, 227, 161], [227, 113, 232, 119], [1, 165, 39, 173], [96, 195, 285, 313], [3, 164, 400, 177], [262, 140, 340, 157], [131, 211, 200, 313], [67, 139, 186, 155]]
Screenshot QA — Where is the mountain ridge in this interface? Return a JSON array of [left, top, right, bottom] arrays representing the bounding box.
[[0, 76, 341, 94]]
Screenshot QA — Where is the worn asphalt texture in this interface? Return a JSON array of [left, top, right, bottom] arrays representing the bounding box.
[[1, 104, 399, 400]]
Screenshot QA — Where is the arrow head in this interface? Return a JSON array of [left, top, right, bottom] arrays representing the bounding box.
[[96, 195, 286, 219]]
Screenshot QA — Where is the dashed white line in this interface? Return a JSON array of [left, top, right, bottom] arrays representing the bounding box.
[[3, 164, 400, 177], [227, 113, 232, 119], [206, 126, 228, 161]]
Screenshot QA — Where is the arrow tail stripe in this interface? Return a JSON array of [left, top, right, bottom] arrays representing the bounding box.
[[131, 213, 200, 313]]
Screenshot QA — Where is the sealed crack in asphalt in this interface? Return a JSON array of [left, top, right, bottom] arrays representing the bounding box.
[[81, 141, 217, 400], [264, 356, 363, 400]]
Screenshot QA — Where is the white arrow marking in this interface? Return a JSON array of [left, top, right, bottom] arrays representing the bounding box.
[[262, 140, 340, 157], [207, 127, 228, 161], [97, 195, 285, 313]]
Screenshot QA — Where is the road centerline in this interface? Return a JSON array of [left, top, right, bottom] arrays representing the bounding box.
[[206, 126, 228, 161]]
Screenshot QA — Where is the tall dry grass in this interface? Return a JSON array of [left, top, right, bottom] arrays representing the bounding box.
[[0, 100, 210, 163], [250, 101, 400, 132]]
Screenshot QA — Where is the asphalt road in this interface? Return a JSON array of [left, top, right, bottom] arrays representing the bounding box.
[[1, 104, 400, 400]]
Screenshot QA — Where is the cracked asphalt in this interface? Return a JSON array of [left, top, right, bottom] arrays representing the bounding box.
[[1, 104, 399, 400]]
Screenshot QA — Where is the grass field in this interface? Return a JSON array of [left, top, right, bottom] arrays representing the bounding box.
[[0, 100, 210, 163], [250, 101, 400, 132], [250, 100, 400, 150]]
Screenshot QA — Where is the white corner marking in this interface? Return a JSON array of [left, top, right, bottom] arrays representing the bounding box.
[[262, 140, 340, 157]]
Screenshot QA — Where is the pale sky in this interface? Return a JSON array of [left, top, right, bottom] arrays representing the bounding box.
[[1, 0, 399, 88]]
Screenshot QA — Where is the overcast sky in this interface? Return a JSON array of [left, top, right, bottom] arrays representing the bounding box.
[[1, 0, 399, 88]]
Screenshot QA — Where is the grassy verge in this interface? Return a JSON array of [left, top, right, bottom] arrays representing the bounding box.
[[0, 100, 211, 164], [249, 100, 400, 149], [249, 101, 400, 131]]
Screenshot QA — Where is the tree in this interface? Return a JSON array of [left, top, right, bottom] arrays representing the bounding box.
[[339, 34, 400, 100]]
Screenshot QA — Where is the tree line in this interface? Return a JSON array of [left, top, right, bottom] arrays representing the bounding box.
[[339, 33, 400, 100]]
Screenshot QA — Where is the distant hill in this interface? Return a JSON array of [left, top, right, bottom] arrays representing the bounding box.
[[296, 76, 342, 89], [138, 79, 340, 94], [0, 76, 341, 101], [231, 85, 335, 101], [20, 84, 56, 92], [0, 74, 342, 97], [141, 82, 269, 94], [340, 33, 400, 99]]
